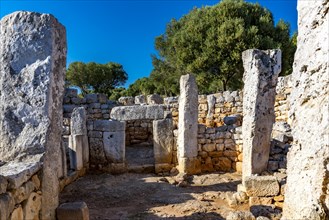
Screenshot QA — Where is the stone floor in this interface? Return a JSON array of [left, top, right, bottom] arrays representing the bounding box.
[[59, 172, 249, 220]]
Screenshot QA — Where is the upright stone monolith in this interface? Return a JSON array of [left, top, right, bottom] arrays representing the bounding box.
[[0, 11, 66, 219], [69, 107, 89, 171], [241, 49, 281, 181], [283, 0, 329, 219], [177, 74, 201, 174], [153, 115, 174, 173]]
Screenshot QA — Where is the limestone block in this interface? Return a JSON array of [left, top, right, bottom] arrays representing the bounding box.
[[103, 131, 125, 163], [98, 94, 108, 104], [0, 193, 15, 220], [93, 119, 125, 132], [242, 49, 281, 180], [283, 0, 329, 219], [110, 105, 165, 121], [177, 157, 201, 175], [244, 176, 280, 197], [71, 107, 87, 135], [85, 94, 98, 103], [22, 192, 42, 220], [147, 94, 163, 105], [57, 202, 89, 220], [227, 211, 255, 220], [178, 74, 198, 159], [249, 197, 273, 206], [118, 96, 134, 106], [10, 205, 23, 220], [135, 95, 146, 105], [0, 11, 66, 219], [89, 138, 106, 164], [69, 135, 86, 170], [153, 118, 174, 165], [0, 161, 41, 189], [63, 104, 76, 113], [155, 163, 173, 173], [65, 88, 78, 98], [13, 180, 35, 204], [164, 96, 178, 105], [223, 116, 238, 125]]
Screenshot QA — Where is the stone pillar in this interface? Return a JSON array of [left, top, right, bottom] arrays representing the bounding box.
[[153, 115, 174, 173], [241, 49, 281, 180], [177, 74, 201, 174], [283, 0, 329, 219], [0, 11, 66, 219], [69, 107, 89, 171], [98, 120, 125, 163]]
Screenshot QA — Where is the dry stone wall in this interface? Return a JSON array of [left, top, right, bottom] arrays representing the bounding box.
[[62, 74, 292, 174]]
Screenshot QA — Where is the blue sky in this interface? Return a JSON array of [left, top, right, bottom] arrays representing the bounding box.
[[1, 0, 297, 87]]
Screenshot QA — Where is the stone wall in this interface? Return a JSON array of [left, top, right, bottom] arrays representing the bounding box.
[[62, 75, 292, 174], [0, 162, 42, 220]]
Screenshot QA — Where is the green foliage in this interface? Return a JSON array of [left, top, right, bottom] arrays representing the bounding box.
[[66, 62, 128, 96], [125, 77, 156, 97], [140, 0, 297, 94]]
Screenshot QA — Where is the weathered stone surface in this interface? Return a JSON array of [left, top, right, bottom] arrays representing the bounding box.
[[153, 118, 174, 165], [207, 94, 216, 118], [0, 161, 41, 189], [118, 96, 134, 106], [69, 135, 84, 170], [224, 116, 238, 125], [57, 202, 89, 220], [10, 205, 23, 220], [147, 94, 163, 105], [71, 107, 87, 135], [13, 180, 35, 204], [98, 94, 107, 104], [164, 96, 178, 105], [103, 130, 125, 163], [177, 74, 200, 174], [65, 88, 78, 98], [0, 193, 15, 220], [178, 74, 198, 159], [0, 175, 8, 194], [242, 49, 281, 180], [0, 11, 66, 219], [283, 0, 329, 219], [135, 95, 146, 105], [23, 191, 41, 220], [110, 105, 165, 121], [85, 94, 98, 103], [93, 119, 125, 132], [244, 176, 280, 197], [227, 211, 255, 220]]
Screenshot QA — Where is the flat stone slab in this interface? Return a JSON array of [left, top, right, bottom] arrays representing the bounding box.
[[110, 105, 165, 121], [57, 202, 89, 220], [244, 175, 279, 197], [0, 160, 41, 189], [93, 120, 125, 132]]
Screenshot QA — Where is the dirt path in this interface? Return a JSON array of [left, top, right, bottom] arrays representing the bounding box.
[[59, 172, 249, 219]]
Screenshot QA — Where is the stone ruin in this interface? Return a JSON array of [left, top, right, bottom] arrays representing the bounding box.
[[0, 0, 328, 218]]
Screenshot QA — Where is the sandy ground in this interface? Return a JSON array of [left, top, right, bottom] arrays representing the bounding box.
[[59, 172, 249, 219]]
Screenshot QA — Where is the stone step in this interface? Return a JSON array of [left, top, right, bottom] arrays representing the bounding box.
[[127, 164, 155, 173]]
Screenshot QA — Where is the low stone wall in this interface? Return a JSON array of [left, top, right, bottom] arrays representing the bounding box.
[[0, 162, 42, 220]]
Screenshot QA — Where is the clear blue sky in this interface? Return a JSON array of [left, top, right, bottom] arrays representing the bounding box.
[[1, 0, 297, 87]]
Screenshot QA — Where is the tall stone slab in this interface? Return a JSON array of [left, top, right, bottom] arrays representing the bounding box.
[[177, 74, 200, 174], [241, 49, 281, 180], [0, 11, 66, 219], [283, 1, 329, 219], [69, 107, 89, 170], [153, 117, 174, 173]]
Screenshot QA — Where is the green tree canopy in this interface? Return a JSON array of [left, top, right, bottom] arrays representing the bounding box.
[[147, 0, 296, 94], [66, 61, 128, 96]]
